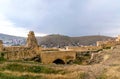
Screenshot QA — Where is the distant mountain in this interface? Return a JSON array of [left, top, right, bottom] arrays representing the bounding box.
[[0, 33, 115, 47], [37, 34, 115, 48], [0, 33, 26, 46], [37, 34, 71, 48]]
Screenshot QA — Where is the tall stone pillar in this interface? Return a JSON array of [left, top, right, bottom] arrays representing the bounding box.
[[26, 31, 38, 48]]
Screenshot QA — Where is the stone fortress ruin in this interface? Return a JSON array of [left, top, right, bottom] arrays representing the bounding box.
[[0, 31, 120, 64], [0, 31, 76, 64]]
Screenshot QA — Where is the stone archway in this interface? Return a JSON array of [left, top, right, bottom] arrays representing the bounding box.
[[67, 60, 73, 64], [53, 59, 65, 64]]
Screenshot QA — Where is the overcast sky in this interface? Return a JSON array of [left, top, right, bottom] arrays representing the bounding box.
[[0, 0, 120, 37]]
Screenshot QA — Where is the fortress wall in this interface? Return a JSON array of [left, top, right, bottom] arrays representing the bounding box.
[[4, 46, 27, 51], [96, 40, 119, 48], [1, 31, 41, 60], [66, 46, 102, 51], [0, 40, 3, 52], [41, 48, 59, 51], [41, 51, 76, 64], [4, 46, 39, 60], [2, 31, 119, 64]]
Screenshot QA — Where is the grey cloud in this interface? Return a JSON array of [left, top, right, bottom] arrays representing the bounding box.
[[1, 0, 120, 36]]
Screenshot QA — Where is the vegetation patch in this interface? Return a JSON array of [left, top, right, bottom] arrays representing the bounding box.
[[96, 74, 108, 79], [0, 72, 45, 79], [3, 63, 64, 74], [77, 72, 89, 79], [0, 57, 6, 62], [74, 52, 91, 65], [95, 68, 108, 79], [0, 52, 6, 62], [103, 46, 111, 50]]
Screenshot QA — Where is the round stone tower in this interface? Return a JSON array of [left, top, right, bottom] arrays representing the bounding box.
[[26, 31, 38, 48]]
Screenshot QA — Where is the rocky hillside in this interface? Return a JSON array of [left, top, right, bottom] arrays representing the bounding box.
[[0, 33, 25, 46], [0, 33, 114, 47], [37, 34, 114, 48]]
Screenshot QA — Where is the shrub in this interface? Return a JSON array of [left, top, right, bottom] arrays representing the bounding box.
[[78, 73, 89, 79], [0, 52, 6, 62], [3, 63, 63, 74], [96, 74, 107, 79], [0, 57, 5, 61], [0, 73, 45, 79]]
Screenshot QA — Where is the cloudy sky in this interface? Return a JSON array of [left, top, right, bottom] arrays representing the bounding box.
[[0, 0, 120, 37]]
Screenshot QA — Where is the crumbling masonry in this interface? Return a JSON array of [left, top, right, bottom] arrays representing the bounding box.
[[0, 31, 76, 64], [0, 31, 119, 64]]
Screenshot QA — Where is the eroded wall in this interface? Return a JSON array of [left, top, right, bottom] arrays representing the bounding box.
[[41, 51, 76, 64], [3, 46, 41, 60]]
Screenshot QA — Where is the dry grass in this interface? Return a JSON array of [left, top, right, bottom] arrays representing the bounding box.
[[0, 45, 120, 79]]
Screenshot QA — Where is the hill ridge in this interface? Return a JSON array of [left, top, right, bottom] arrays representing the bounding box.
[[0, 33, 114, 47]]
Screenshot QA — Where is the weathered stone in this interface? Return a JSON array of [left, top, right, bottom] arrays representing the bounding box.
[[26, 31, 38, 48], [2, 31, 40, 61], [2, 31, 115, 64], [0, 40, 3, 51], [41, 51, 76, 64]]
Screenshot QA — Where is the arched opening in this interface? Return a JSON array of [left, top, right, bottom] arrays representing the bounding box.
[[67, 60, 73, 64], [31, 55, 41, 62], [53, 59, 65, 64]]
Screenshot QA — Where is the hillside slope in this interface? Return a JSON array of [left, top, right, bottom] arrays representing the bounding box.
[[0, 33, 25, 46], [37, 35, 114, 47], [0, 33, 114, 47]]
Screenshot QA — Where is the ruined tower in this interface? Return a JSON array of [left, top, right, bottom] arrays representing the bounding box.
[[26, 31, 38, 48]]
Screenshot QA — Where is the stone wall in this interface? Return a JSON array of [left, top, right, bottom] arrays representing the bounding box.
[[0, 31, 41, 60], [96, 40, 119, 48], [3, 46, 41, 60], [0, 40, 3, 52], [65, 46, 102, 52], [1, 31, 116, 64], [41, 51, 76, 64]]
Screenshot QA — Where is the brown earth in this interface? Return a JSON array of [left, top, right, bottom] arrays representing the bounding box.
[[0, 45, 120, 79]]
